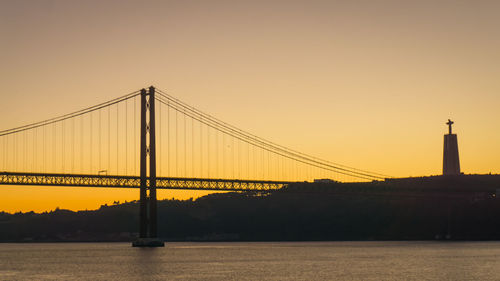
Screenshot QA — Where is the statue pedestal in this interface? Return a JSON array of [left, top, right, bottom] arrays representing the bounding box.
[[132, 238, 165, 247], [443, 134, 460, 175]]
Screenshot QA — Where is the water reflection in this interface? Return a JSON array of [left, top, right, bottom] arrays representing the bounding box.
[[1, 242, 500, 280]]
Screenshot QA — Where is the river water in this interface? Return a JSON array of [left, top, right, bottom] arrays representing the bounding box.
[[1, 241, 499, 280]]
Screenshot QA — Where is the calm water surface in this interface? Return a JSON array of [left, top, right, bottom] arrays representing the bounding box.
[[1, 241, 500, 280]]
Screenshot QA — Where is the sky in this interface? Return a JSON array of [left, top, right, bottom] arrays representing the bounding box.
[[1, 0, 499, 213]]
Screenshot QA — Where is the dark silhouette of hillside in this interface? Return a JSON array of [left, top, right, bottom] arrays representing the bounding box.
[[1, 175, 500, 242]]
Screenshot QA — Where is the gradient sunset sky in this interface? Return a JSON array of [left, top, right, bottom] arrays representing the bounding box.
[[1, 0, 499, 212]]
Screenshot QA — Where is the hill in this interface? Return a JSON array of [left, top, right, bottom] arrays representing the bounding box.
[[1, 175, 500, 242]]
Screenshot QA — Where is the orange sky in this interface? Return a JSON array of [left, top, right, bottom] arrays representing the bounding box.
[[1, 0, 499, 213]]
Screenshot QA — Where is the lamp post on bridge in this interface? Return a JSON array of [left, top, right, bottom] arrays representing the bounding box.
[[132, 86, 164, 247]]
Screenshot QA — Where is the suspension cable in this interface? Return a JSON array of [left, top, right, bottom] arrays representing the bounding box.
[[155, 96, 379, 181], [156, 89, 390, 179], [155, 92, 387, 180], [0, 91, 140, 137]]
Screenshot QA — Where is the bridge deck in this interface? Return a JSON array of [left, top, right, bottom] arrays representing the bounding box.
[[0, 172, 292, 191]]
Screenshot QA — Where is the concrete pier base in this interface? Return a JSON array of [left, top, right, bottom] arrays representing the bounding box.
[[132, 238, 165, 247]]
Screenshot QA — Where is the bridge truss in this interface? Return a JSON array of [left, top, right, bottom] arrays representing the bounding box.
[[0, 172, 291, 191]]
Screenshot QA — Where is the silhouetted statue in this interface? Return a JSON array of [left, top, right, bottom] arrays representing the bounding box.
[[446, 119, 454, 135], [443, 119, 460, 175]]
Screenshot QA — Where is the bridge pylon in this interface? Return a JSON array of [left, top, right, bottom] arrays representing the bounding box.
[[132, 86, 164, 247]]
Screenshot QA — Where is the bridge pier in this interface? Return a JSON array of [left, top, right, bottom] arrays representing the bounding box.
[[133, 86, 164, 247]]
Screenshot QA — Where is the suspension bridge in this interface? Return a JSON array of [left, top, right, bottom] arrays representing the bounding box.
[[0, 86, 389, 246]]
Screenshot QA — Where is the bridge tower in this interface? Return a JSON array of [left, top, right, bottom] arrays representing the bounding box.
[[443, 119, 461, 176], [133, 86, 164, 247]]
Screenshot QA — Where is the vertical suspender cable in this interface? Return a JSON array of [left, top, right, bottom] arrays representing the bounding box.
[[199, 114, 203, 177], [13, 134, 16, 171], [116, 103, 119, 174], [282, 157, 285, 181], [272, 153, 275, 180], [20, 131, 23, 171], [14, 134, 17, 171], [191, 111, 194, 177], [232, 137, 234, 179], [108, 106, 111, 174], [255, 144, 258, 180], [279, 154, 282, 181], [238, 139, 241, 180], [207, 125, 210, 178], [72, 118, 75, 173], [90, 113, 93, 173], [9, 135, 12, 171], [262, 146, 265, 180], [24, 129, 29, 172], [247, 141, 249, 179], [14, 133, 17, 172], [134, 96, 137, 175], [5, 135, 7, 171], [125, 99, 128, 175], [25, 130, 28, 171], [296, 159, 299, 181], [175, 109, 178, 177], [62, 122, 65, 173], [159, 98, 161, 176], [43, 125, 45, 172], [99, 109, 102, 172], [9, 135, 11, 171], [6, 135, 8, 171], [289, 158, 292, 181], [272, 148, 275, 180], [7, 135, 9, 171], [184, 113, 187, 177], [1, 136, 4, 171], [33, 128, 36, 172], [52, 122, 56, 172], [25, 131, 27, 171], [13, 131, 19, 172], [23, 131, 26, 171], [6, 136, 8, 171], [25, 130, 27, 171], [7, 135, 11, 172], [167, 100, 170, 176], [215, 126, 218, 177], [80, 116, 83, 172], [222, 132, 226, 178], [268, 150, 270, 180]]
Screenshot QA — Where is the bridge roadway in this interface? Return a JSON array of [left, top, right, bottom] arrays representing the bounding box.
[[0, 172, 292, 191], [2, 172, 498, 196]]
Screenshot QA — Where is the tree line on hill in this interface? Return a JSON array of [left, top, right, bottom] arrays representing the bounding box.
[[1, 181, 500, 242]]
